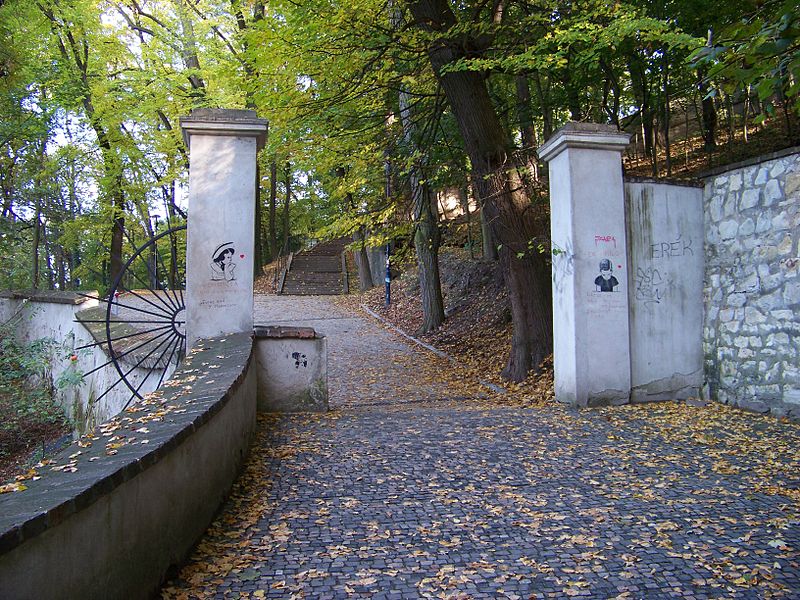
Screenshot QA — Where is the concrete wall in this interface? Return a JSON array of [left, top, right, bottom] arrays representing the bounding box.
[[0, 333, 256, 600], [0, 292, 171, 433], [625, 180, 704, 401], [254, 326, 328, 412], [702, 149, 800, 418]]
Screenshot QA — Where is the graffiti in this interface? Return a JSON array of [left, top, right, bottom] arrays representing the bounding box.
[[595, 234, 617, 248], [551, 240, 575, 294], [594, 258, 620, 292], [210, 241, 238, 282], [292, 352, 308, 368], [651, 234, 692, 259], [635, 266, 665, 305]]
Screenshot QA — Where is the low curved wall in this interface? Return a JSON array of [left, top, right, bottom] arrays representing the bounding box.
[[0, 332, 257, 600]]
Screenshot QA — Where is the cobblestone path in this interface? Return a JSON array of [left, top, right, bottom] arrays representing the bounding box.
[[162, 296, 800, 599]]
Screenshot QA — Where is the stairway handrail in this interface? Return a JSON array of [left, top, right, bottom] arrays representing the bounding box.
[[341, 251, 349, 295], [276, 252, 293, 294]]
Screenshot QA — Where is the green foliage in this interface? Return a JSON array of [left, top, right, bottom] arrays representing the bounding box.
[[691, 0, 800, 117], [0, 312, 70, 459]]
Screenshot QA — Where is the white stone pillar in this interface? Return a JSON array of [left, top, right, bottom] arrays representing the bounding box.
[[180, 109, 268, 348], [538, 123, 631, 407]]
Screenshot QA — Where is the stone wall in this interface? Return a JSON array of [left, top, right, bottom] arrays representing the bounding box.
[[702, 148, 800, 418]]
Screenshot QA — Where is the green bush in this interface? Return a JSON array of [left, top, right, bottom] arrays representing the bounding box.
[[0, 316, 70, 461]]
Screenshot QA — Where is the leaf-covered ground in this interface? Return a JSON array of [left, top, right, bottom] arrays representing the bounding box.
[[161, 295, 799, 599], [359, 248, 554, 405]]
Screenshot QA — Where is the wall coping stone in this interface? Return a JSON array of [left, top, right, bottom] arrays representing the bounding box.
[[0, 331, 253, 557], [253, 325, 318, 339], [698, 145, 800, 178], [0, 290, 96, 305], [624, 175, 705, 188], [538, 122, 631, 162], [180, 108, 268, 149]]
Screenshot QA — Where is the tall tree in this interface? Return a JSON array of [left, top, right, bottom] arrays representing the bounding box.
[[407, 0, 553, 380]]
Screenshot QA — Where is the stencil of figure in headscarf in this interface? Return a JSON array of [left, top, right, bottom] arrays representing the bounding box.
[[210, 242, 237, 282]]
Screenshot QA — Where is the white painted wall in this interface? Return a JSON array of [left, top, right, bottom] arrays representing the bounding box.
[[0, 294, 173, 433], [255, 335, 328, 412], [625, 181, 704, 401]]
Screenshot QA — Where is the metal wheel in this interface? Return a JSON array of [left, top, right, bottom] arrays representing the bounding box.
[[76, 225, 187, 410]]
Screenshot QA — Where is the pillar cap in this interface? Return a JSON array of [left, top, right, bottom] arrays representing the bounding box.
[[180, 108, 269, 149], [537, 122, 631, 163]]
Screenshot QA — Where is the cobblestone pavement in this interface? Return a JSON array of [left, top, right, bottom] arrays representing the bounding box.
[[162, 296, 800, 599]]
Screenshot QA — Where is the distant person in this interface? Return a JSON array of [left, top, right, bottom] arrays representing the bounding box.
[[211, 242, 237, 282], [595, 258, 619, 292]]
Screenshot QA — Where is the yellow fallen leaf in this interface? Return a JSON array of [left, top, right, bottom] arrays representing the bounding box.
[[0, 482, 27, 493]]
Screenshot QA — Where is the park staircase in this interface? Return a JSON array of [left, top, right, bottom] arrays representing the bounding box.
[[281, 238, 349, 295]]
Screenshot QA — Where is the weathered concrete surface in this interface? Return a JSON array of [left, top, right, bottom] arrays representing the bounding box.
[[625, 180, 704, 402], [0, 333, 256, 600], [254, 326, 328, 412], [181, 109, 267, 348], [539, 122, 632, 407], [0, 292, 173, 433]]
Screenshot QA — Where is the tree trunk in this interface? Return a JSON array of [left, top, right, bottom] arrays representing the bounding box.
[[480, 206, 498, 261], [107, 186, 125, 289], [408, 0, 552, 379], [393, 5, 444, 331], [531, 71, 553, 140], [411, 171, 444, 332], [459, 186, 475, 259], [282, 162, 290, 254], [253, 164, 263, 277], [352, 226, 374, 291], [629, 53, 654, 161], [57, 244, 66, 290], [515, 74, 538, 183], [32, 202, 41, 290], [662, 52, 672, 177], [563, 51, 582, 121], [44, 226, 55, 290], [698, 79, 717, 151], [269, 159, 278, 259]]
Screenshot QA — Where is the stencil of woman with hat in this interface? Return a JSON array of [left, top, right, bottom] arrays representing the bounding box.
[[211, 241, 237, 282], [594, 258, 619, 292]]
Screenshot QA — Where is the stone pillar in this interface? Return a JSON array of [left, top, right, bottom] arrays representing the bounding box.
[[180, 109, 268, 348], [538, 123, 631, 407]]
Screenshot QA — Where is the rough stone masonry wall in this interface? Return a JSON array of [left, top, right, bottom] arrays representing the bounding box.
[[703, 149, 800, 418]]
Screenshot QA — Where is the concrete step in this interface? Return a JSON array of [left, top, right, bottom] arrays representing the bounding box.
[[286, 272, 342, 282], [282, 284, 343, 295], [291, 257, 341, 268]]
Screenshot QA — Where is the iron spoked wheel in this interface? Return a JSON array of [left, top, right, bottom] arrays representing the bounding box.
[[106, 225, 187, 408], [77, 225, 187, 410]]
